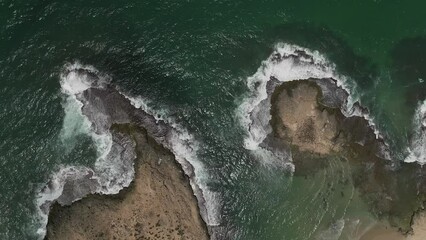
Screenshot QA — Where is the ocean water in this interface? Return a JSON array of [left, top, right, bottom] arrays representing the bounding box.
[[1, 0, 426, 239]]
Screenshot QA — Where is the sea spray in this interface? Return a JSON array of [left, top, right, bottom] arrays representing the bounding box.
[[121, 92, 222, 227], [59, 64, 97, 151], [35, 166, 98, 237], [35, 63, 130, 238], [405, 100, 426, 164], [36, 63, 219, 239], [60, 63, 135, 195], [237, 43, 387, 166]]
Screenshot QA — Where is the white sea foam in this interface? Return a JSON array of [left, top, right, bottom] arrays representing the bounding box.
[[59, 63, 133, 195], [237, 43, 384, 165], [119, 93, 221, 227], [36, 63, 130, 238], [238, 43, 347, 151], [168, 125, 221, 226], [60, 63, 98, 95], [59, 62, 104, 145], [35, 166, 96, 237], [59, 64, 97, 151], [405, 100, 426, 164], [59, 93, 92, 151], [37, 63, 219, 238], [120, 92, 168, 122]]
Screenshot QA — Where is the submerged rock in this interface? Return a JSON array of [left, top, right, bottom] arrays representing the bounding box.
[[269, 79, 426, 233]]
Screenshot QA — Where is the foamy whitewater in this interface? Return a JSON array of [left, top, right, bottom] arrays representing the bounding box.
[[405, 100, 426, 164], [122, 93, 222, 228], [35, 63, 220, 239], [35, 63, 123, 238], [237, 43, 388, 167], [60, 63, 133, 195], [33, 44, 426, 240]]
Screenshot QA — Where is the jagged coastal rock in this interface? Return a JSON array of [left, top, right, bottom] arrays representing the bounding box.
[[46, 125, 208, 240], [268, 79, 426, 236], [40, 68, 210, 240], [40, 54, 426, 239]]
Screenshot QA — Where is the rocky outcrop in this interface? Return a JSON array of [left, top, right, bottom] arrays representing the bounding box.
[[270, 82, 343, 155], [269, 79, 426, 233], [43, 68, 209, 240], [45, 124, 209, 240]]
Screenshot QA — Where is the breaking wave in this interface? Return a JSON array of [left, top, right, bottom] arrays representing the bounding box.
[[236, 43, 386, 166], [405, 100, 426, 164], [35, 63, 133, 238], [35, 166, 98, 238], [35, 63, 219, 239], [122, 93, 222, 228]]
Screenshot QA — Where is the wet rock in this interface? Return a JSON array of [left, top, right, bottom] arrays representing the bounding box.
[[269, 79, 426, 232], [45, 125, 209, 240], [44, 68, 209, 239]]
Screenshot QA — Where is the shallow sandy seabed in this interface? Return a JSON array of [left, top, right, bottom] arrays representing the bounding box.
[[360, 213, 426, 240], [270, 79, 426, 240]]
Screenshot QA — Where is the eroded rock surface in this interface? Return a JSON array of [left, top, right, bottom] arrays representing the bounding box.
[[45, 125, 208, 240], [43, 68, 209, 240], [271, 82, 343, 155], [269, 79, 426, 232]]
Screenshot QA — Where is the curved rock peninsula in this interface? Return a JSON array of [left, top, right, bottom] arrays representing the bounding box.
[[40, 68, 209, 240], [46, 125, 208, 240]]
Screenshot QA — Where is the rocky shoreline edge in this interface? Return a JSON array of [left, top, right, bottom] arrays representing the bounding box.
[[38, 67, 212, 240], [268, 78, 426, 238], [40, 64, 426, 239], [45, 124, 209, 240]]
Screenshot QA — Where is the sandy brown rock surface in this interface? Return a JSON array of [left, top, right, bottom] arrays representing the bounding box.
[[45, 125, 208, 240], [271, 82, 343, 155], [407, 212, 426, 240], [269, 79, 426, 235]]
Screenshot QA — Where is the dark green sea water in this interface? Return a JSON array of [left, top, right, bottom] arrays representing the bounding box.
[[1, 0, 426, 239]]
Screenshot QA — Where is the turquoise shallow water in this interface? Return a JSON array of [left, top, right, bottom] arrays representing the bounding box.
[[1, 0, 426, 239]]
